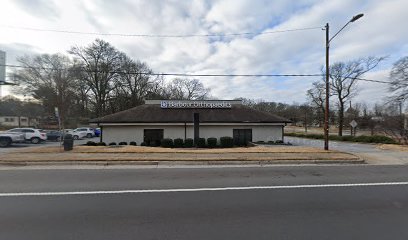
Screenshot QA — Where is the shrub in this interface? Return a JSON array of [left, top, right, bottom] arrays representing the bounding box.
[[149, 140, 159, 147], [174, 138, 184, 148], [140, 142, 147, 146], [129, 141, 137, 146], [96, 142, 106, 146], [184, 138, 194, 148], [86, 141, 97, 146], [256, 141, 265, 144], [119, 142, 127, 145], [370, 135, 396, 144], [220, 136, 233, 148], [275, 140, 284, 144], [267, 140, 275, 144], [109, 142, 116, 146], [354, 135, 371, 142], [341, 135, 354, 141], [161, 138, 173, 148], [206, 137, 217, 148], [196, 138, 206, 148]]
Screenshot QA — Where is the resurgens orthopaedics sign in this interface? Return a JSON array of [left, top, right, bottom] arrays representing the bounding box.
[[160, 100, 232, 109]]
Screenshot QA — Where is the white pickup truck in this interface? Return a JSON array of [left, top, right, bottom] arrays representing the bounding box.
[[0, 132, 26, 147]]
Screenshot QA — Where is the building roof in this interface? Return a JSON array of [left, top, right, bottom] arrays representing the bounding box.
[[90, 101, 291, 124]]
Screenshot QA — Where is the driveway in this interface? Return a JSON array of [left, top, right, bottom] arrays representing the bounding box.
[[285, 136, 408, 165]]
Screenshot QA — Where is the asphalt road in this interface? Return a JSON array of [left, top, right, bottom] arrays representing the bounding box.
[[0, 165, 408, 239]]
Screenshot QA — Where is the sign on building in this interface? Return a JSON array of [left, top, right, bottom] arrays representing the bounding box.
[[160, 100, 232, 109]]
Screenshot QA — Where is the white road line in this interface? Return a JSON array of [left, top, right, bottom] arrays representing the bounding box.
[[1, 182, 408, 197]]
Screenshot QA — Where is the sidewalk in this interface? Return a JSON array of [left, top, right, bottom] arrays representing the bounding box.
[[0, 145, 362, 166]]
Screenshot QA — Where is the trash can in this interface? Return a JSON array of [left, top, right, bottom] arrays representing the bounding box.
[[63, 134, 74, 151]]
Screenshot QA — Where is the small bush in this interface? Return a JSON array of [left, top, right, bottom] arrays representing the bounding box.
[[185, 138, 194, 148], [220, 136, 233, 148], [161, 138, 173, 148], [109, 142, 116, 146], [140, 142, 147, 146], [196, 138, 206, 148], [174, 138, 184, 148], [129, 141, 137, 146], [256, 141, 265, 144], [86, 141, 97, 146], [96, 142, 106, 146], [119, 142, 127, 145], [267, 140, 275, 144], [275, 140, 284, 144], [207, 137, 217, 148]]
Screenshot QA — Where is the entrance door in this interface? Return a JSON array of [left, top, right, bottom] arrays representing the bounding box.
[[144, 129, 164, 146], [233, 129, 252, 146]]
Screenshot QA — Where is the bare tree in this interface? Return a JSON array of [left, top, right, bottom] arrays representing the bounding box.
[[69, 39, 124, 117], [326, 56, 384, 136], [11, 54, 76, 125], [307, 81, 326, 127], [167, 78, 210, 100], [389, 56, 408, 102]]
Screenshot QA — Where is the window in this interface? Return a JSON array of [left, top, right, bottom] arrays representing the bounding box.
[[4, 118, 14, 122]]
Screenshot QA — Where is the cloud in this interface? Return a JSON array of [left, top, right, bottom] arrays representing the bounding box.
[[0, 0, 407, 105], [13, 0, 60, 20]]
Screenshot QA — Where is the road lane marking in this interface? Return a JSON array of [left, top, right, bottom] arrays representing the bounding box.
[[1, 182, 408, 197]]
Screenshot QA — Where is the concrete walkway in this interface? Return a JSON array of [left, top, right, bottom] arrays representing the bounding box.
[[285, 136, 408, 165]]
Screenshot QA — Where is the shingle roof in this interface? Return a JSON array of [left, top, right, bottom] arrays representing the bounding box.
[[90, 104, 291, 124]]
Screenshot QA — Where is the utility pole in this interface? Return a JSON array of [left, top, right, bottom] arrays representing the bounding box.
[[324, 23, 330, 150]]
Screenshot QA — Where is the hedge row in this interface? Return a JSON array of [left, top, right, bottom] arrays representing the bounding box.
[[160, 137, 234, 148], [86, 141, 137, 146], [285, 133, 396, 144]]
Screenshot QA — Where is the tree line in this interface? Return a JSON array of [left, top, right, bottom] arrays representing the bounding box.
[[11, 39, 210, 126]]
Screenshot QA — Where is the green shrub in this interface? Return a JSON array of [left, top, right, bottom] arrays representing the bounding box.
[[196, 138, 206, 148], [140, 142, 147, 146], [129, 141, 137, 146], [256, 141, 265, 144], [161, 138, 173, 148], [119, 142, 127, 145], [86, 141, 97, 146], [370, 135, 396, 144], [220, 136, 233, 148], [174, 138, 184, 148], [275, 140, 284, 144], [341, 135, 354, 141], [354, 135, 371, 142], [267, 140, 275, 144], [108, 142, 116, 146], [206, 137, 217, 148], [185, 138, 194, 148], [96, 142, 106, 146]]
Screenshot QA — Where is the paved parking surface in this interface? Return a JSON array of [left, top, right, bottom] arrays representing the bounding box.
[[0, 137, 99, 154]]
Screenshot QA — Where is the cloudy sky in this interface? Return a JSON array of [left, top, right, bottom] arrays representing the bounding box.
[[0, 0, 407, 105]]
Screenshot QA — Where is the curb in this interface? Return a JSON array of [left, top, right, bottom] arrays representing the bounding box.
[[0, 159, 365, 166]]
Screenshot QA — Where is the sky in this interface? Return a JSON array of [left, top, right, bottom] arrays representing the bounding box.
[[0, 0, 407, 106]]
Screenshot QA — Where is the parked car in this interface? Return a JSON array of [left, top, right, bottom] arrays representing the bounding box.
[[94, 128, 101, 137], [6, 128, 47, 144], [74, 127, 95, 138], [64, 129, 87, 140], [46, 130, 63, 141], [0, 131, 25, 147]]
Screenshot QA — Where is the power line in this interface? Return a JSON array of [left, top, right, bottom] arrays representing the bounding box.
[[0, 25, 323, 38], [1, 64, 389, 83]]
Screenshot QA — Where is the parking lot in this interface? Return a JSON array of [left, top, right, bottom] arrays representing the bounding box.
[[0, 137, 100, 154]]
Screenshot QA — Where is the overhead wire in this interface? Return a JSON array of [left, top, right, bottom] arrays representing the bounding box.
[[1, 64, 389, 84], [0, 25, 323, 38]]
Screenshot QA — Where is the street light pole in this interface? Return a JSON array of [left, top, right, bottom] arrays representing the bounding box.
[[324, 13, 364, 151]]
